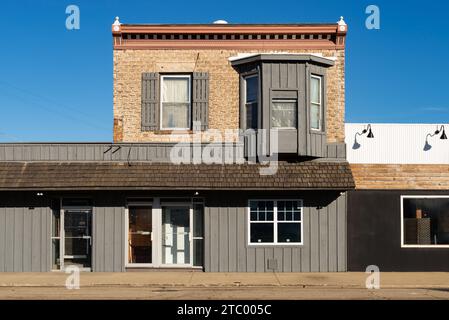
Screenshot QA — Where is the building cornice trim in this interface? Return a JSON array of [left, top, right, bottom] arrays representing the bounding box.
[[112, 24, 347, 50]]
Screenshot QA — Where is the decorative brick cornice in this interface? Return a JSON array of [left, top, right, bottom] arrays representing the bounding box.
[[112, 22, 347, 50]]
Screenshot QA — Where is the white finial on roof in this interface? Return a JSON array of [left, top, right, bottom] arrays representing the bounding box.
[[213, 20, 228, 24], [113, 16, 121, 31], [337, 16, 347, 31]]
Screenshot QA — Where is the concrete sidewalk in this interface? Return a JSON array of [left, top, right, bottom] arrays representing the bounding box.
[[0, 272, 448, 289]]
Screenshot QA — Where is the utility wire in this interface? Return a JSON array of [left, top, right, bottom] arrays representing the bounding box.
[[0, 82, 109, 131], [0, 79, 106, 121]]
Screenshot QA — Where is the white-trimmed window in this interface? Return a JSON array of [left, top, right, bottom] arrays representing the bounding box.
[[310, 75, 322, 131], [248, 200, 303, 245], [160, 75, 191, 130], [401, 196, 449, 247]]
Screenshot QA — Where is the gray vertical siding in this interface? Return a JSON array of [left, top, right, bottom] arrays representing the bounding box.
[[0, 142, 346, 162], [0, 191, 347, 273], [261, 62, 302, 155], [93, 205, 125, 272], [0, 204, 51, 272], [306, 64, 328, 158], [259, 61, 331, 158], [0, 143, 246, 162], [0, 193, 126, 272], [204, 192, 347, 272], [337, 194, 347, 271]]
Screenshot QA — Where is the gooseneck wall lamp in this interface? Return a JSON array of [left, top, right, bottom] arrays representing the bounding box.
[[352, 124, 374, 150], [424, 125, 447, 151]]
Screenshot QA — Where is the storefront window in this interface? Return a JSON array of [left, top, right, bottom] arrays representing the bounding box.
[[402, 197, 449, 246]]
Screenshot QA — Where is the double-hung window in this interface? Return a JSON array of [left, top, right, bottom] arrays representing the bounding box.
[[244, 75, 258, 130], [161, 75, 191, 130], [310, 75, 322, 131], [248, 200, 303, 245]]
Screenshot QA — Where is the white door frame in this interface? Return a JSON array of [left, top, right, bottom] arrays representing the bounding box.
[[160, 202, 193, 268], [123, 198, 200, 269]]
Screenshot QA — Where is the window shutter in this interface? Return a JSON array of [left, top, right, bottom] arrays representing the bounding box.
[[141, 72, 159, 131], [192, 72, 209, 130]]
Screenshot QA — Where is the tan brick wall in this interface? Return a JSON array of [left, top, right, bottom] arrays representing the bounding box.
[[351, 164, 449, 190], [113, 48, 345, 143]]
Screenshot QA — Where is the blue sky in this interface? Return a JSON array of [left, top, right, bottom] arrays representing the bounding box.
[[0, 0, 448, 142]]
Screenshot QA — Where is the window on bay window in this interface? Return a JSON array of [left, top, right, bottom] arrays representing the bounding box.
[[271, 99, 297, 129], [244, 74, 259, 130], [310, 75, 322, 131]]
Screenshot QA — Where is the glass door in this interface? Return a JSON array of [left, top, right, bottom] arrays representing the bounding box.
[[127, 206, 152, 266], [63, 209, 92, 270], [162, 206, 192, 266]]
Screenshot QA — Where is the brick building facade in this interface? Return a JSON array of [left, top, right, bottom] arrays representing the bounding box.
[[0, 18, 355, 273]]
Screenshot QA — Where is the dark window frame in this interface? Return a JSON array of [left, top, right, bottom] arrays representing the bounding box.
[[243, 73, 259, 130]]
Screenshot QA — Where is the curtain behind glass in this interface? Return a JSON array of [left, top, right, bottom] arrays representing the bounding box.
[[310, 76, 321, 130], [162, 78, 189, 102], [271, 101, 297, 128], [162, 77, 190, 129], [310, 104, 320, 130], [311, 77, 321, 104]]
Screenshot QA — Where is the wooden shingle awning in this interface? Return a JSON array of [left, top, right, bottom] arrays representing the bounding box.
[[0, 161, 354, 191]]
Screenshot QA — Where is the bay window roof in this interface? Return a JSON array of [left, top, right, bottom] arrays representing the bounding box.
[[229, 53, 335, 67]]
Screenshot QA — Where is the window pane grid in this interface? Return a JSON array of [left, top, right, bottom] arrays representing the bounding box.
[[249, 200, 302, 245], [250, 200, 274, 222], [277, 200, 301, 222]]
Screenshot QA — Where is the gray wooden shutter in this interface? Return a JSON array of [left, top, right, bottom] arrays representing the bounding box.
[[192, 72, 209, 130], [141, 72, 159, 131]]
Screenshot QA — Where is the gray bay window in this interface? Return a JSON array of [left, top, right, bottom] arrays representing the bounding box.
[[232, 54, 333, 158]]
